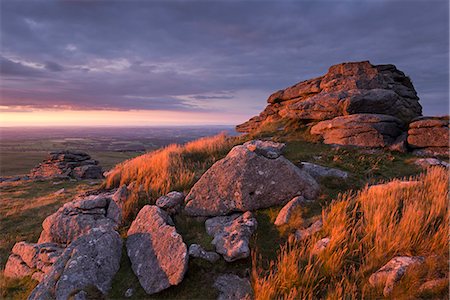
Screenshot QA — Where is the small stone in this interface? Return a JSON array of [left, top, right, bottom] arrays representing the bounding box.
[[274, 196, 308, 226], [124, 288, 134, 298], [188, 244, 220, 263], [311, 237, 330, 255]]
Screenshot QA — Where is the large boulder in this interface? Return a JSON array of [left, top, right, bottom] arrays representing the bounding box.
[[30, 150, 103, 180], [185, 141, 319, 216], [126, 205, 188, 295], [38, 194, 117, 245], [29, 228, 122, 300], [205, 212, 257, 262], [407, 116, 449, 156], [237, 61, 421, 133], [310, 114, 405, 147]]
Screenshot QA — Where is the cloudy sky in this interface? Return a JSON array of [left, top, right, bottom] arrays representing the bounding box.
[[0, 0, 448, 126]]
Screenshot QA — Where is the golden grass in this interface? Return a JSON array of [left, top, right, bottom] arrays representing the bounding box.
[[252, 167, 449, 299], [104, 133, 238, 222]]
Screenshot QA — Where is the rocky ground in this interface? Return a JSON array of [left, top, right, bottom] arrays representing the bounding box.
[[1, 61, 448, 299]]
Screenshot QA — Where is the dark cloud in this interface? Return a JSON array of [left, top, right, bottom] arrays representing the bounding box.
[[0, 0, 448, 117]]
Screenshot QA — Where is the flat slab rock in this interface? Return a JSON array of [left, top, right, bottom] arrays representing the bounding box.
[[205, 211, 257, 262], [185, 140, 319, 216], [127, 205, 188, 295], [29, 228, 122, 300], [369, 256, 424, 297], [214, 274, 253, 300], [407, 116, 449, 148], [310, 113, 405, 147], [300, 162, 349, 180]]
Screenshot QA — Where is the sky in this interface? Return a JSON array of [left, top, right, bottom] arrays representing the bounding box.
[[0, 0, 448, 127]]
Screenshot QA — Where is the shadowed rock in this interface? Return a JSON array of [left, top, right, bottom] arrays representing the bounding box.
[[369, 256, 424, 297], [126, 205, 188, 295], [237, 61, 421, 133], [156, 191, 185, 215], [29, 228, 122, 300], [310, 114, 405, 147], [185, 141, 319, 216], [300, 162, 349, 180], [214, 274, 253, 300], [188, 244, 220, 263], [206, 212, 257, 262]]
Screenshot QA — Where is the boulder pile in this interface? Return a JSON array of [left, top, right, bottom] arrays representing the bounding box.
[[4, 192, 123, 299], [30, 150, 103, 180], [236, 61, 449, 157]]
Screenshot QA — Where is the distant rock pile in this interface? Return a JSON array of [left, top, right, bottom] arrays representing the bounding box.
[[30, 150, 103, 180], [236, 61, 449, 157]]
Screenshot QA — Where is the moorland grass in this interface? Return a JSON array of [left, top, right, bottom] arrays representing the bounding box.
[[252, 167, 449, 299]]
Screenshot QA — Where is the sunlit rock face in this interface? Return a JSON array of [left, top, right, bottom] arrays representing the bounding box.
[[236, 61, 422, 133]]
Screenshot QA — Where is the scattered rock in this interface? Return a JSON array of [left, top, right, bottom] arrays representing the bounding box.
[[300, 162, 349, 180], [38, 193, 117, 245], [274, 196, 308, 226], [54, 188, 65, 195], [156, 191, 185, 214], [188, 244, 220, 263], [311, 237, 330, 255], [368, 256, 424, 297], [310, 114, 405, 147], [29, 150, 103, 180], [126, 205, 188, 295], [214, 274, 253, 300], [417, 278, 448, 295], [205, 212, 257, 262], [294, 219, 323, 241], [29, 228, 122, 300], [243, 140, 286, 158], [237, 61, 421, 133], [185, 141, 319, 216], [414, 158, 449, 169], [125, 287, 134, 298]]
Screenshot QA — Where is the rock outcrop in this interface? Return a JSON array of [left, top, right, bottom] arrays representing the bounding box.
[[205, 212, 257, 262], [4, 242, 63, 282], [369, 256, 424, 297], [237, 61, 421, 133], [185, 140, 319, 216], [29, 228, 122, 300], [214, 274, 253, 300], [30, 150, 103, 180], [38, 194, 117, 245], [6, 191, 124, 299], [126, 205, 188, 295], [407, 116, 449, 156], [310, 114, 405, 147]]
